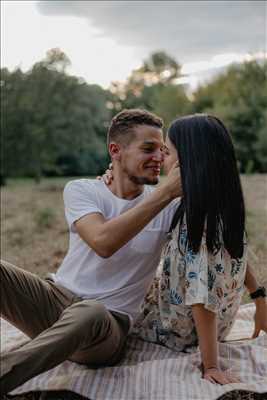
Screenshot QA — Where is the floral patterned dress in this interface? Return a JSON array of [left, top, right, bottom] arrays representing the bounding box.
[[132, 219, 247, 352]]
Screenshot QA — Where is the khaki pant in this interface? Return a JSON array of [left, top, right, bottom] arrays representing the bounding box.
[[0, 260, 130, 395]]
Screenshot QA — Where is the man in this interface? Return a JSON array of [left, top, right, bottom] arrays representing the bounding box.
[[1, 109, 266, 393], [0, 109, 182, 394]]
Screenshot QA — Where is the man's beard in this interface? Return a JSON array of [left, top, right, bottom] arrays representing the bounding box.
[[128, 174, 159, 185]]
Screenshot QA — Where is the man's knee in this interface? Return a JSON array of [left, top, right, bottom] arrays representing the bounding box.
[[0, 260, 24, 295], [0, 259, 9, 273], [0, 260, 12, 292], [65, 300, 111, 339], [0, 259, 18, 279]]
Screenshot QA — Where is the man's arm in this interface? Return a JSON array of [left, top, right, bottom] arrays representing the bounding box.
[[244, 262, 267, 337], [76, 166, 182, 258]]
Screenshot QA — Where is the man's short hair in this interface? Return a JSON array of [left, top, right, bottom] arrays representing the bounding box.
[[107, 109, 163, 145]]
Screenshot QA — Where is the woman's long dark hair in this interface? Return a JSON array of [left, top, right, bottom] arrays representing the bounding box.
[[168, 114, 245, 259]]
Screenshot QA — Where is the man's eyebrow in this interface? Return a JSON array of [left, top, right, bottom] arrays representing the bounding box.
[[142, 141, 156, 145], [141, 140, 162, 146]]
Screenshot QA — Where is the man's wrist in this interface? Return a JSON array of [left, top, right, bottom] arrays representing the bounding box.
[[156, 184, 176, 202]]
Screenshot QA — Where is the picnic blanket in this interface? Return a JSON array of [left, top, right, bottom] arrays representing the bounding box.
[[1, 303, 267, 400]]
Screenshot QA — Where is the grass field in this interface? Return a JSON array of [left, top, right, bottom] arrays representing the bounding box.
[[2, 175, 267, 298], [1, 175, 267, 400]]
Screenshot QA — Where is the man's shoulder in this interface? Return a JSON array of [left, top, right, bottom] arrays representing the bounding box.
[[63, 179, 105, 202], [64, 178, 102, 192]]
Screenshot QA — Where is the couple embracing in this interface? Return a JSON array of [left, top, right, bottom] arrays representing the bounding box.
[[1, 109, 267, 394]]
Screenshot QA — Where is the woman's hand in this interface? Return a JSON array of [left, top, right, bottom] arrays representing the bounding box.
[[203, 367, 240, 385], [252, 298, 267, 338], [96, 163, 113, 185]]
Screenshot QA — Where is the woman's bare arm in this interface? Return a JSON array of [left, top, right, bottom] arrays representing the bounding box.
[[245, 262, 267, 337], [192, 304, 240, 384]]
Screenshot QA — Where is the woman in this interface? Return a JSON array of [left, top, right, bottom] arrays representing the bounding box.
[[102, 113, 266, 385], [131, 114, 251, 384]]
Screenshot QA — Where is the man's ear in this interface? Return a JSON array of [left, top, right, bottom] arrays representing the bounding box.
[[109, 142, 121, 161]]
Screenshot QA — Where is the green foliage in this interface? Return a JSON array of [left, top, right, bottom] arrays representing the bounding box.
[[193, 60, 267, 172], [151, 84, 191, 129], [1, 49, 266, 179], [1, 49, 111, 180], [108, 51, 191, 129]]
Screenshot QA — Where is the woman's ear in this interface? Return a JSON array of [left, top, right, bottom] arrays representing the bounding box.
[[109, 142, 121, 161]]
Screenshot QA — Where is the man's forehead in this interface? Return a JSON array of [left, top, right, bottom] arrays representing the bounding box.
[[133, 125, 164, 144]]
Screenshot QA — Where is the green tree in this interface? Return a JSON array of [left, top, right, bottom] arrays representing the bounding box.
[[109, 51, 191, 128], [1, 67, 28, 180], [193, 60, 267, 172], [1, 49, 111, 180]]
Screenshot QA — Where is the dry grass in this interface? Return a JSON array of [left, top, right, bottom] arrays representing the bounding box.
[[1, 175, 267, 400], [1, 178, 70, 277], [241, 175, 267, 292], [2, 175, 267, 293]]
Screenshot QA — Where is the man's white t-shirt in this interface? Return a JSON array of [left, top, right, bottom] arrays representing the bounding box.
[[54, 179, 178, 323]]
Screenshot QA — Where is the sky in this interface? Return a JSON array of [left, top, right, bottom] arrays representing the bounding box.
[[1, 0, 267, 89]]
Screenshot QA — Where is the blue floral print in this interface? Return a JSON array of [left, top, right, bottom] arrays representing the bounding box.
[[132, 219, 247, 352], [170, 289, 183, 305], [208, 270, 216, 291], [215, 263, 224, 273], [185, 250, 197, 264], [188, 271, 198, 279], [163, 257, 171, 275]]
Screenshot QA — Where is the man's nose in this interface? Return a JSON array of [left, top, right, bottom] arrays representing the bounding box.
[[152, 149, 165, 163]]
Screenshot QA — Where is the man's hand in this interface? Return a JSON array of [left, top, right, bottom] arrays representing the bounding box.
[[160, 161, 183, 199], [97, 161, 182, 199], [76, 162, 180, 257], [252, 298, 267, 338], [203, 367, 241, 385]]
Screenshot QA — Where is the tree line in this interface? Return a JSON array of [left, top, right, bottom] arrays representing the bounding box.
[[1, 48, 267, 183]]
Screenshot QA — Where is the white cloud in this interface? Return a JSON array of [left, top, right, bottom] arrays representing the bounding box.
[[1, 1, 141, 87], [179, 52, 267, 90], [2, 1, 266, 89], [37, 1, 266, 62]]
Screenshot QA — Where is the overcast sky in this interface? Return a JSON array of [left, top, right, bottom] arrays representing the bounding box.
[[2, 1, 266, 88]]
